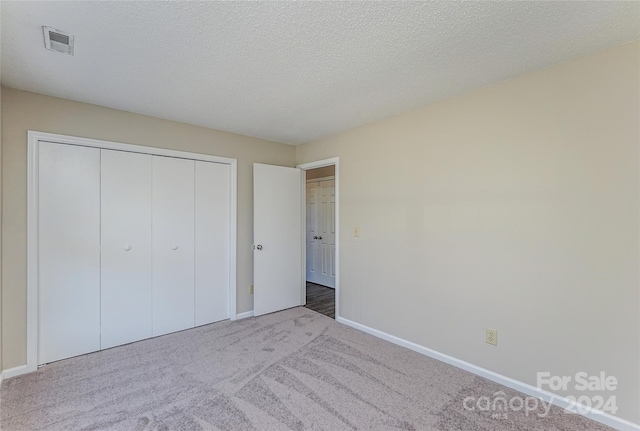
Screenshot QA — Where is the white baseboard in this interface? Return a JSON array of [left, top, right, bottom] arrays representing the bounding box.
[[236, 310, 254, 320], [2, 365, 29, 380], [336, 316, 639, 431]]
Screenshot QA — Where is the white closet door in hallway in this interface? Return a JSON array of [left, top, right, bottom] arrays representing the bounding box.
[[306, 179, 336, 288], [101, 149, 153, 349], [38, 142, 101, 364], [306, 182, 320, 284], [152, 156, 196, 337]]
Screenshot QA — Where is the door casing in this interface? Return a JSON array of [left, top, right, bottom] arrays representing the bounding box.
[[297, 158, 340, 318]]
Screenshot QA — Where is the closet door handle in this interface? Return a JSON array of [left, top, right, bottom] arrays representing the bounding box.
[[124, 245, 131, 251], [256, 244, 263, 250]]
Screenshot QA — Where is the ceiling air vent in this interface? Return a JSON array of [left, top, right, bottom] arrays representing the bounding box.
[[43, 26, 74, 56]]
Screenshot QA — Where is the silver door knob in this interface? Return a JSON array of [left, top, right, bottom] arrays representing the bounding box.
[[172, 245, 178, 250], [256, 244, 263, 250], [124, 245, 131, 251]]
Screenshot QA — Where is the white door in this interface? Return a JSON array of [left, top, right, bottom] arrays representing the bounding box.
[[195, 161, 230, 326], [306, 181, 321, 284], [100, 150, 153, 349], [253, 163, 303, 316], [38, 142, 101, 364], [317, 180, 336, 288], [152, 156, 196, 336], [305, 180, 336, 288]]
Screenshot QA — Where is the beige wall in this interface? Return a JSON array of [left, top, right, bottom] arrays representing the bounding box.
[[306, 165, 335, 180], [1, 87, 296, 369], [297, 41, 640, 423]]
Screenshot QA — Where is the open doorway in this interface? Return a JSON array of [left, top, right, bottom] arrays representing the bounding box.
[[302, 164, 336, 319]]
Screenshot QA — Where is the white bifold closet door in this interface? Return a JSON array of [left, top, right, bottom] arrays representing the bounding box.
[[38, 142, 101, 364], [38, 143, 231, 364], [195, 161, 230, 325], [152, 156, 196, 336], [101, 150, 153, 349]]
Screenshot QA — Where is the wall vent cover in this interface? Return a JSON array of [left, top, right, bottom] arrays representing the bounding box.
[[43, 26, 74, 56]]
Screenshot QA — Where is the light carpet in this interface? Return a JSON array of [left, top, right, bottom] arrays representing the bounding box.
[[0, 307, 611, 430]]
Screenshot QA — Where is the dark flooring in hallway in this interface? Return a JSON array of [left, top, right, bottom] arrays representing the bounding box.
[[304, 282, 335, 318]]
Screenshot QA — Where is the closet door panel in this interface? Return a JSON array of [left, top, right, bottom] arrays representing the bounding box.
[[152, 156, 195, 336], [195, 161, 230, 326], [101, 150, 153, 349], [38, 142, 101, 364]]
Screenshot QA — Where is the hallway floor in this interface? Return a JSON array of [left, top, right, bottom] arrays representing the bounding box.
[[304, 282, 335, 318]]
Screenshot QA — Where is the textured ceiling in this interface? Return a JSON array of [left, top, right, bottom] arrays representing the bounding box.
[[1, 1, 638, 145]]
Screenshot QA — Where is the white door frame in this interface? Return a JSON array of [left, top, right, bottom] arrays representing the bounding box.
[[297, 158, 339, 318], [304, 176, 336, 288], [26, 131, 238, 373]]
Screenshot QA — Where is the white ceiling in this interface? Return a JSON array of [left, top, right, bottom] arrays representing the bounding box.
[[1, 2, 638, 145]]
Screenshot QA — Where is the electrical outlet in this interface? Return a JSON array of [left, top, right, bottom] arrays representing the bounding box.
[[249, 284, 254, 294], [486, 328, 497, 346]]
